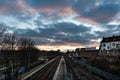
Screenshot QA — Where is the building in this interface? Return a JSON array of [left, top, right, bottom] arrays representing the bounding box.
[[75, 47, 98, 58], [81, 47, 96, 51], [80, 50, 98, 58], [100, 35, 120, 51], [67, 47, 98, 61], [67, 51, 80, 60], [99, 35, 120, 62]]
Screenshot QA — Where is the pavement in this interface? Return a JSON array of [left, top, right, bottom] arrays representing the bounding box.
[[53, 56, 68, 80]]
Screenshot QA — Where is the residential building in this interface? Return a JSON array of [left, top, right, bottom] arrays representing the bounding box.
[[99, 35, 120, 62], [100, 35, 120, 51]]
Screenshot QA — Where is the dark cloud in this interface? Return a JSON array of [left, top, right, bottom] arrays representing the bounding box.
[[73, 0, 95, 13], [54, 23, 90, 33], [83, 4, 120, 23], [37, 23, 91, 38], [15, 22, 92, 45], [15, 23, 120, 46], [25, 0, 70, 8], [95, 25, 120, 37], [73, 0, 120, 23], [17, 29, 39, 36], [34, 12, 62, 25], [53, 34, 90, 45], [0, 0, 16, 5]]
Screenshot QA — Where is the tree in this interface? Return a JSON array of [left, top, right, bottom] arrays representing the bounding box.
[[0, 23, 38, 79], [18, 37, 35, 50], [0, 24, 6, 65], [2, 33, 19, 80], [0, 24, 11, 80], [0, 24, 19, 80], [18, 37, 35, 70]]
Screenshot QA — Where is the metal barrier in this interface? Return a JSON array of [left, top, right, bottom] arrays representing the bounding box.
[[21, 56, 59, 80]]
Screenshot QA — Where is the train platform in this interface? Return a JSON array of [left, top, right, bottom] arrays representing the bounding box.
[[53, 56, 73, 80]]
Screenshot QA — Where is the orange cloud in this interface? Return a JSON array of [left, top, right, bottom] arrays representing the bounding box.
[[36, 42, 100, 51], [36, 43, 84, 52], [17, 0, 27, 11], [33, 6, 76, 16], [75, 16, 100, 25]]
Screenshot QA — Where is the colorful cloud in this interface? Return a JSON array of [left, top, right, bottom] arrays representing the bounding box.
[[0, 0, 120, 51]]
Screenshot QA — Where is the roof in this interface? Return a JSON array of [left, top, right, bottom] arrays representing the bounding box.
[[101, 35, 120, 43]]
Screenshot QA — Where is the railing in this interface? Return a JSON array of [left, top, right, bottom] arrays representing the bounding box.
[[21, 56, 59, 80]]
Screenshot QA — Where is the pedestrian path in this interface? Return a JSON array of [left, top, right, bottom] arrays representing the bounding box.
[[53, 56, 67, 80]]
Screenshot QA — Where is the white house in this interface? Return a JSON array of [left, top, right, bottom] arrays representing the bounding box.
[[100, 35, 120, 51], [99, 35, 120, 62]]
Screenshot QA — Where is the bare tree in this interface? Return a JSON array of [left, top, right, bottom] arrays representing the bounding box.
[[18, 37, 35, 70], [18, 37, 35, 50], [0, 24, 6, 64], [0, 26, 19, 80], [0, 24, 6, 35], [2, 33, 17, 80], [0, 23, 37, 79], [0, 24, 11, 80]]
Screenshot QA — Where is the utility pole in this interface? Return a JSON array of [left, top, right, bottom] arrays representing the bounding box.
[[28, 51, 30, 71], [11, 34, 14, 80]]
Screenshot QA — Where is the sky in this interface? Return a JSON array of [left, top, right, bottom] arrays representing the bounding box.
[[0, 0, 120, 51]]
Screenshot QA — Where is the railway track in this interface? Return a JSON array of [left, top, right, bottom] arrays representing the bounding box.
[[26, 56, 61, 80], [23, 55, 105, 80], [64, 56, 79, 80], [64, 55, 103, 80]]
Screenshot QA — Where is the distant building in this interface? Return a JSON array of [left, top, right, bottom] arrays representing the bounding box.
[[99, 35, 120, 62], [67, 51, 80, 60], [81, 47, 96, 51], [67, 48, 98, 61], [75, 47, 98, 58], [80, 50, 98, 58]]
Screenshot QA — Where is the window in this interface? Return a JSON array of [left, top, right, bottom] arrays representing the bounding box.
[[103, 44, 106, 47], [103, 49, 105, 51], [107, 46, 109, 49], [117, 44, 120, 49], [112, 43, 115, 46]]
